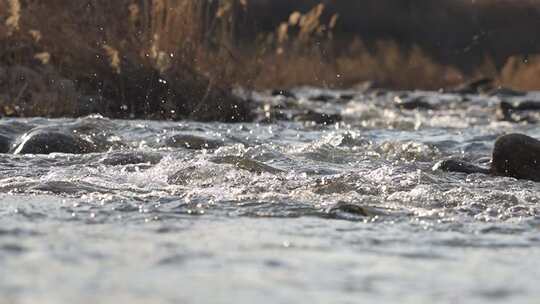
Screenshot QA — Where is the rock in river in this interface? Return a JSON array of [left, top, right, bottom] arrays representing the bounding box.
[[210, 156, 284, 174], [11, 129, 98, 155], [99, 151, 163, 166], [433, 159, 491, 175], [435, 133, 540, 182], [491, 133, 540, 182]]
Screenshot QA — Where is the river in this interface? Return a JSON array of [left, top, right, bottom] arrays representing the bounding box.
[[1, 88, 539, 303]]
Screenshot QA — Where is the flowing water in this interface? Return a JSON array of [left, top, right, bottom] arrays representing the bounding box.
[[1, 88, 540, 303]]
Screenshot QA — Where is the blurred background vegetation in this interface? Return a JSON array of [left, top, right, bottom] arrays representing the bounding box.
[[1, 0, 540, 118]]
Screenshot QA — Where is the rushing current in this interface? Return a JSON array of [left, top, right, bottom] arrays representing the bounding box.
[[1, 88, 540, 303]]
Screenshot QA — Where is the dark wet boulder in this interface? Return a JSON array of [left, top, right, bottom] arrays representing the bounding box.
[[293, 110, 342, 125], [435, 134, 540, 182], [11, 129, 98, 154], [491, 133, 540, 182], [165, 134, 222, 150]]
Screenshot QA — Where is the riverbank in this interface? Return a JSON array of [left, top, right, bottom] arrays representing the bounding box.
[[1, 0, 540, 120], [0, 0, 254, 121]]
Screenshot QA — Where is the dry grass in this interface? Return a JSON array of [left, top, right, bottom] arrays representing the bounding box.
[[0, 0, 250, 118], [246, 38, 464, 90], [1, 0, 540, 119], [497, 56, 540, 91]]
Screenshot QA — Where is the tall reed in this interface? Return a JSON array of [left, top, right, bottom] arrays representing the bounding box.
[[2, 0, 540, 95]]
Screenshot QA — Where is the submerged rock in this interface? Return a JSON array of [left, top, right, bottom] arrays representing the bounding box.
[[11, 129, 98, 154], [433, 159, 490, 175], [210, 156, 284, 174], [435, 133, 540, 182], [165, 134, 222, 150], [327, 202, 370, 217], [100, 151, 163, 166], [325, 202, 386, 220]]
